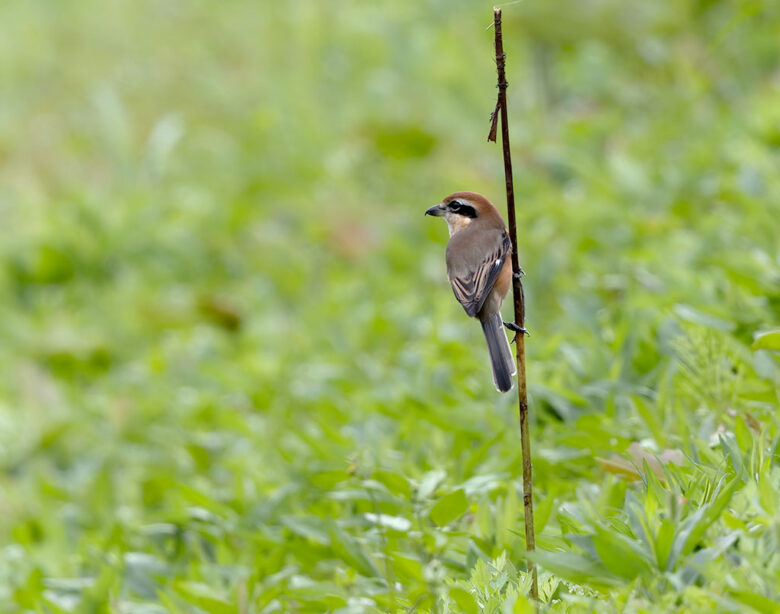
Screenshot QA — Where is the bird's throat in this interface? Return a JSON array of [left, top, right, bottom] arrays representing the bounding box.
[[445, 215, 472, 237]]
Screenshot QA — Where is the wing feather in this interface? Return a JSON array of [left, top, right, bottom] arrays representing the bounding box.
[[447, 231, 511, 317]]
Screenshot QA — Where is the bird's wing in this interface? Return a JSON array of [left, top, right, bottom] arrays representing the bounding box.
[[447, 230, 511, 317]]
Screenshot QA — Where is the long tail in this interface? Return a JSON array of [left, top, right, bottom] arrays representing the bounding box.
[[480, 312, 516, 393]]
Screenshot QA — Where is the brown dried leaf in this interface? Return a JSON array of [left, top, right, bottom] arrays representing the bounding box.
[[487, 103, 500, 142], [597, 442, 685, 482], [595, 456, 642, 480], [743, 411, 762, 433]]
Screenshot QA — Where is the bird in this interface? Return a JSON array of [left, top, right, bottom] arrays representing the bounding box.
[[425, 191, 521, 393]]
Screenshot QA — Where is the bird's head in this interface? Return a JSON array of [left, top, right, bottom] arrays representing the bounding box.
[[425, 191, 502, 236]]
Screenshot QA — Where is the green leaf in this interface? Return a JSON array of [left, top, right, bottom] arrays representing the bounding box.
[[525, 550, 621, 588], [156, 593, 185, 614], [534, 489, 556, 534], [757, 471, 776, 514], [537, 574, 561, 605], [391, 553, 424, 583], [642, 459, 667, 505], [625, 493, 653, 555], [592, 525, 652, 580], [417, 468, 447, 499], [430, 489, 468, 526], [448, 587, 479, 614], [281, 515, 330, 545], [666, 475, 740, 570], [751, 329, 780, 351], [327, 522, 381, 577], [503, 588, 535, 614], [734, 416, 753, 453], [655, 518, 675, 571], [372, 470, 411, 497], [633, 396, 663, 445], [173, 582, 234, 614], [673, 304, 735, 331], [497, 485, 519, 549], [729, 589, 779, 614], [719, 433, 743, 474]]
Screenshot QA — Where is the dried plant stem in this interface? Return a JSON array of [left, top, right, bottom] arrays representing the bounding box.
[[489, 7, 538, 601]]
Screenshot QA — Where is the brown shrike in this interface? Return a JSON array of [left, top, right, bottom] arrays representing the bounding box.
[[426, 191, 517, 393]]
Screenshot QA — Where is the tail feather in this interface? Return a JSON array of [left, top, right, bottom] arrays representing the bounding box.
[[480, 313, 516, 393]]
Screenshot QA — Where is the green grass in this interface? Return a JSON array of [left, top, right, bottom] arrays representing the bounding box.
[[0, 1, 778, 612]]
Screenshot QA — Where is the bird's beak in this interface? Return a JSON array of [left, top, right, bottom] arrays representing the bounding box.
[[425, 203, 446, 217]]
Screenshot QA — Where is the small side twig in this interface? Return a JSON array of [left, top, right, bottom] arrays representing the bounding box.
[[489, 7, 538, 601], [488, 102, 500, 143]]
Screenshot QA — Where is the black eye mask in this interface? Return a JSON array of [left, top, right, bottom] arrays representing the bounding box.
[[448, 200, 478, 218]]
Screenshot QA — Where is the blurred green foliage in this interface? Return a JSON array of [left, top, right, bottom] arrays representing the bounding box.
[[0, 0, 778, 612]]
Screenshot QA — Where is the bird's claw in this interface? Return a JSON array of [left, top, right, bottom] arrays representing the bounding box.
[[503, 321, 529, 343], [513, 268, 525, 281], [503, 321, 528, 334]]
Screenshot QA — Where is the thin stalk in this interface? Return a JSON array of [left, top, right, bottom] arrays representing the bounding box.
[[489, 7, 538, 601]]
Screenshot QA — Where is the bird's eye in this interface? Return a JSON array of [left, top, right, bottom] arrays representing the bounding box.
[[448, 200, 477, 218]]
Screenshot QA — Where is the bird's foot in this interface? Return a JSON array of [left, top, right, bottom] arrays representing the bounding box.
[[503, 321, 528, 334], [503, 321, 529, 342], [513, 267, 525, 281]]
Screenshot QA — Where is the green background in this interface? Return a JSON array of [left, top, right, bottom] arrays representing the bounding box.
[[1, 1, 778, 612]]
